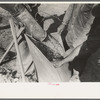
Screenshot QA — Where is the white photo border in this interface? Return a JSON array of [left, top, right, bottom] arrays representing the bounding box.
[[0, 1, 100, 99]]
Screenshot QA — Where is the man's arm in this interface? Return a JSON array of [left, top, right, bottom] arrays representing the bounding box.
[[53, 43, 83, 68], [62, 4, 73, 25], [57, 4, 74, 35]]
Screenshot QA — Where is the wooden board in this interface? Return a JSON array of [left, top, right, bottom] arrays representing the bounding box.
[[25, 34, 62, 82], [56, 63, 72, 82]]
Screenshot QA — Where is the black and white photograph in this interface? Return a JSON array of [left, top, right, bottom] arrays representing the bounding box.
[[0, 3, 100, 83]]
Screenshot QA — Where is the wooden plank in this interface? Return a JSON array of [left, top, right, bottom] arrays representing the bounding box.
[[9, 18, 26, 82], [25, 34, 62, 82], [56, 63, 72, 82]]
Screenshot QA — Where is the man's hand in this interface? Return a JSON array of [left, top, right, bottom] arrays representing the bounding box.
[[64, 47, 74, 58], [57, 24, 66, 35], [52, 60, 64, 68]]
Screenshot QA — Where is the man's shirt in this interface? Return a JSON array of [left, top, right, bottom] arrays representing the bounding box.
[[65, 4, 94, 48]]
